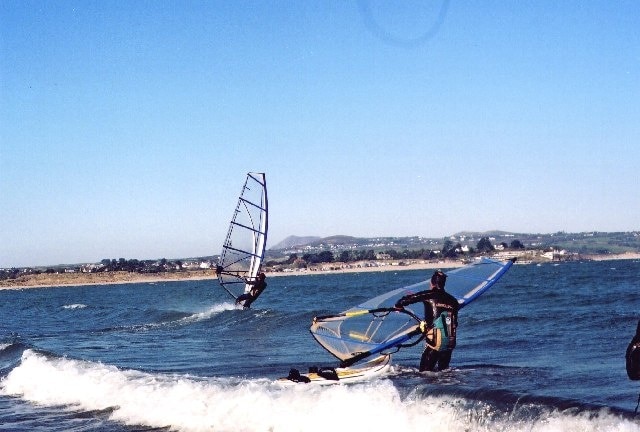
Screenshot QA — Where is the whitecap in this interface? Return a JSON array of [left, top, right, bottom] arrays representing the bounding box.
[[62, 304, 87, 309]]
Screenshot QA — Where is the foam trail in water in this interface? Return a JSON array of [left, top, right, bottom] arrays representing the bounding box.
[[1, 350, 637, 432], [177, 302, 240, 324]]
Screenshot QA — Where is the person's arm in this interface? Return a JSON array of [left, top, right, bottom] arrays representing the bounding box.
[[253, 282, 266, 296], [395, 290, 433, 308]]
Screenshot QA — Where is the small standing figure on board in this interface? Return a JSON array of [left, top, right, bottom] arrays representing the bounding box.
[[395, 270, 459, 372], [236, 272, 267, 309]]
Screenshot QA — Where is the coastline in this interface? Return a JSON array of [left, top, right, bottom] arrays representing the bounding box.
[[0, 261, 452, 291], [1, 253, 638, 291]]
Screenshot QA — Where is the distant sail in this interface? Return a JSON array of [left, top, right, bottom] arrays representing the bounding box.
[[310, 257, 515, 367], [217, 173, 268, 302]]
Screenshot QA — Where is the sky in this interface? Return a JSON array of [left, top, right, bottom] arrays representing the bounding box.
[[1, 1, 639, 268]]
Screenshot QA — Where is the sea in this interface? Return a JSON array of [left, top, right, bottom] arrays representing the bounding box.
[[1, 259, 639, 432]]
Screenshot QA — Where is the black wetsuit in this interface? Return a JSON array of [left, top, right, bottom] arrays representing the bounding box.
[[626, 320, 640, 381], [236, 279, 267, 309], [396, 288, 459, 372]]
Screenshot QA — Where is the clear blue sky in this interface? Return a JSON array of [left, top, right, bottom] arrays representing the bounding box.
[[1, 1, 638, 268]]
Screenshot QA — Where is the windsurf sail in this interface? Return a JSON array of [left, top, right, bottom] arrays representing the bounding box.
[[310, 257, 515, 367], [216, 172, 268, 302]]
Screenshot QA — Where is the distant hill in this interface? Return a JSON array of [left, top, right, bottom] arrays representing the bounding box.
[[307, 235, 359, 246], [271, 232, 507, 250], [452, 230, 515, 237], [270, 235, 322, 250], [269, 231, 640, 255], [270, 234, 418, 250]]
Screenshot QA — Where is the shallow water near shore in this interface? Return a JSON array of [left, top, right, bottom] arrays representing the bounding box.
[[1, 259, 639, 431]]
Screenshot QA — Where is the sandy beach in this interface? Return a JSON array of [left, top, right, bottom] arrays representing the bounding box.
[[0, 260, 459, 291], [2, 253, 638, 291], [0, 269, 220, 291]]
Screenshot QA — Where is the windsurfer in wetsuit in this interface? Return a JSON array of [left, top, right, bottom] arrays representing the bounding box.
[[626, 319, 640, 413], [395, 270, 459, 372], [626, 320, 640, 381], [236, 272, 267, 309]]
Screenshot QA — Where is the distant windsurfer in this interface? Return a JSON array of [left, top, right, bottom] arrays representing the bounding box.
[[236, 272, 267, 308], [395, 270, 459, 372]]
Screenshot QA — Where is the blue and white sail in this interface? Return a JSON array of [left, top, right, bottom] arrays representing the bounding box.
[[309, 257, 515, 367], [216, 172, 268, 302]]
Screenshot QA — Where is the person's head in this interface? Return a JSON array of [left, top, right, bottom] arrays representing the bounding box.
[[258, 272, 266, 280], [430, 270, 447, 290]]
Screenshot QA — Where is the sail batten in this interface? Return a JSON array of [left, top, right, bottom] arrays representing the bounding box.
[[223, 244, 264, 259], [238, 197, 267, 211], [230, 220, 266, 235]]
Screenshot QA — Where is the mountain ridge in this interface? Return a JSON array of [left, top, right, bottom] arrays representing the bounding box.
[[270, 235, 322, 250], [269, 231, 640, 254], [271, 231, 521, 250]]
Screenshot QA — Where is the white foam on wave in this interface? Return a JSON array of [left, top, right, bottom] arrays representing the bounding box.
[[109, 302, 239, 333], [0, 343, 10, 352], [177, 302, 240, 324], [62, 304, 87, 309], [1, 350, 637, 432]]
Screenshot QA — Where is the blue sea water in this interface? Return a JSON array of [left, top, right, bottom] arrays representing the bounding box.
[[1, 259, 639, 431]]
